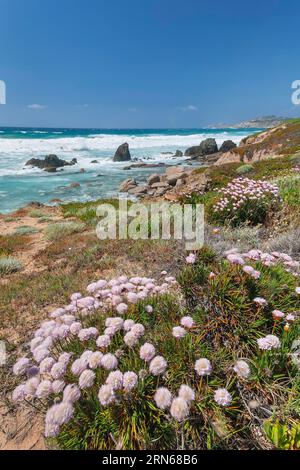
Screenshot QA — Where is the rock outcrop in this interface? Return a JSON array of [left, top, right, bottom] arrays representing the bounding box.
[[113, 143, 131, 162], [219, 140, 237, 153], [119, 178, 137, 192], [25, 155, 77, 172], [185, 138, 218, 157], [215, 120, 300, 166], [173, 149, 183, 157]]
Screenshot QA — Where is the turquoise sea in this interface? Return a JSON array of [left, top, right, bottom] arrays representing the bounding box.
[[0, 127, 260, 213]]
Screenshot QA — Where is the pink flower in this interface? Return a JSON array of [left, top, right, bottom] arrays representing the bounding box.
[[79, 370, 95, 389], [149, 356, 167, 376], [106, 370, 123, 390], [140, 343, 156, 362], [253, 297, 268, 307], [116, 303, 128, 315], [98, 384, 115, 406], [186, 253, 196, 264], [170, 397, 189, 421], [154, 387, 172, 410], [257, 334, 281, 350], [180, 316, 194, 328], [13, 357, 30, 376], [63, 384, 81, 403], [101, 353, 118, 370], [178, 385, 195, 403], [214, 388, 232, 406], [123, 371, 138, 391], [172, 326, 187, 339], [194, 358, 212, 376]]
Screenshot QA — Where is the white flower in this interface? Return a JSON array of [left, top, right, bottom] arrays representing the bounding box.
[[186, 253, 196, 264], [123, 371, 138, 391], [154, 387, 172, 410], [98, 384, 115, 406], [214, 388, 232, 406], [116, 303, 128, 315], [131, 323, 145, 338], [71, 358, 87, 376], [52, 380, 65, 394], [51, 361, 67, 380], [233, 360, 250, 379], [70, 322, 82, 335], [124, 331, 140, 347], [39, 357, 55, 374], [63, 384, 81, 403], [149, 356, 167, 376], [13, 357, 30, 376], [272, 310, 285, 319], [253, 297, 268, 307], [172, 326, 187, 338], [123, 319, 135, 331], [79, 369, 95, 389], [180, 316, 194, 329], [36, 380, 52, 398], [170, 397, 189, 421], [88, 351, 103, 369], [24, 377, 40, 397], [286, 314, 295, 323], [12, 384, 26, 402], [194, 358, 212, 376], [295, 287, 300, 295], [257, 334, 281, 350], [106, 370, 123, 390], [140, 343, 156, 362], [145, 305, 153, 313], [96, 335, 111, 348], [101, 353, 118, 370], [46, 402, 74, 426], [178, 385, 195, 404]]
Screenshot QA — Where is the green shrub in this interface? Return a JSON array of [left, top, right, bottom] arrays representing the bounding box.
[[45, 222, 86, 241], [0, 256, 22, 275], [235, 164, 254, 175], [14, 225, 40, 235], [275, 174, 300, 207], [28, 209, 48, 218]]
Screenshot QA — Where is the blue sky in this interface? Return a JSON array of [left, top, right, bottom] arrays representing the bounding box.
[[0, 0, 299, 128]]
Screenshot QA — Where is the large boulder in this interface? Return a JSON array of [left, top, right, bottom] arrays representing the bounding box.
[[119, 178, 137, 192], [113, 143, 131, 162], [147, 174, 161, 185], [173, 149, 183, 157], [185, 138, 218, 157], [219, 140, 237, 153], [25, 155, 77, 172]]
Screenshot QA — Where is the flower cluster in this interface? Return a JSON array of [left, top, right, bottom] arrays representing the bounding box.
[[213, 177, 280, 225], [11, 273, 177, 438]]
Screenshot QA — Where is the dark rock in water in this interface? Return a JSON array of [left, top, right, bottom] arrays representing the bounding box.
[[91, 160, 98, 163], [219, 140, 237, 153], [50, 198, 62, 203], [173, 149, 183, 157], [161, 151, 173, 155], [123, 162, 165, 170], [69, 182, 81, 188], [185, 138, 218, 157], [25, 154, 77, 172], [113, 143, 131, 162], [80, 168, 86, 173], [97, 174, 105, 177]]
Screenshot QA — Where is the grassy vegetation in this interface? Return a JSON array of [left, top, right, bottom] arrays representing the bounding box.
[[45, 221, 86, 241], [0, 234, 31, 256], [0, 256, 22, 275], [14, 225, 40, 235]]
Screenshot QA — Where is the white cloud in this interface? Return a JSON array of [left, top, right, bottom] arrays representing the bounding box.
[[177, 105, 198, 112], [27, 104, 46, 110]]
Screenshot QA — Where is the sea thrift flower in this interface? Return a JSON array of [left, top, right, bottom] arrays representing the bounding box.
[[172, 326, 187, 339], [101, 353, 118, 370], [71, 358, 88, 376], [178, 385, 195, 404], [123, 319, 135, 331], [209, 272, 216, 280], [88, 351, 103, 369], [170, 397, 189, 422], [79, 369, 95, 389], [45, 402, 74, 426], [70, 322, 82, 335], [257, 334, 281, 350], [286, 314, 295, 323], [33, 347, 49, 364], [149, 356, 167, 376], [78, 327, 98, 342], [70, 293, 82, 302], [145, 305, 153, 313], [51, 362, 67, 380], [233, 360, 250, 379], [12, 384, 26, 402], [127, 292, 138, 304], [36, 380, 52, 398], [13, 357, 30, 376], [24, 377, 40, 396], [52, 380, 65, 394], [272, 310, 285, 320], [214, 388, 232, 406], [116, 303, 128, 315], [63, 384, 81, 403], [39, 357, 55, 374], [180, 316, 194, 329], [106, 370, 123, 390], [140, 343, 156, 362], [296, 287, 300, 295], [253, 297, 268, 307], [105, 317, 124, 331], [154, 387, 172, 410], [131, 323, 145, 337], [44, 423, 60, 438], [98, 384, 115, 406], [58, 352, 73, 366], [194, 358, 212, 376], [123, 371, 138, 391], [96, 335, 111, 348], [186, 253, 196, 264], [124, 331, 140, 347]]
